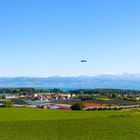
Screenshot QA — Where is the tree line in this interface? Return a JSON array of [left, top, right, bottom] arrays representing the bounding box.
[[69, 89, 140, 95], [0, 88, 140, 95], [0, 88, 64, 94]]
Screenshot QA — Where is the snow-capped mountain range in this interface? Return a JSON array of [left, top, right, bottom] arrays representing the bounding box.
[[1, 73, 140, 89]]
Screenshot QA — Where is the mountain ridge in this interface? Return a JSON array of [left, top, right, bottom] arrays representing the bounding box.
[[1, 74, 140, 89]]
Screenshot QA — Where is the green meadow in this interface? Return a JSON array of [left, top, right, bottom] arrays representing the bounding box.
[[0, 108, 140, 140]]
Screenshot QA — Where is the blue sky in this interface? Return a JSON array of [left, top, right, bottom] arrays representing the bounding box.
[[0, 0, 140, 77]]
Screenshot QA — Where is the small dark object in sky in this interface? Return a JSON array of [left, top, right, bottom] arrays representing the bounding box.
[[81, 60, 87, 62]]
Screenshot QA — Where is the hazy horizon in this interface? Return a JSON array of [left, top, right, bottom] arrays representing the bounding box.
[[1, 72, 140, 78]]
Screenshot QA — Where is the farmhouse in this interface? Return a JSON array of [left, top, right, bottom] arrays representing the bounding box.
[[57, 94, 71, 99], [5, 94, 18, 99]]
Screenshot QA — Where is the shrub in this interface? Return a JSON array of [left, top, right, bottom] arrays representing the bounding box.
[[91, 108, 96, 110], [108, 107, 112, 110], [114, 107, 118, 110], [71, 102, 85, 110], [102, 108, 107, 110], [4, 101, 13, 108], [98, 108, 103, 110]]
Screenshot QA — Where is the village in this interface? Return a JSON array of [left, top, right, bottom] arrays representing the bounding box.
[[0, 88, 140, 110]]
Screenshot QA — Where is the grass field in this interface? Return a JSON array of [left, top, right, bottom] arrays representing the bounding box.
[[0, 108, 140, 140]]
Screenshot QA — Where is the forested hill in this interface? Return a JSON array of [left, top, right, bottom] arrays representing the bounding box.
[[1, 74, 140, 89]]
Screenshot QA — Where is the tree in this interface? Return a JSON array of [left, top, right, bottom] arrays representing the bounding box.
[[71, 102, 85, 110], [111, 93, 118, 98]]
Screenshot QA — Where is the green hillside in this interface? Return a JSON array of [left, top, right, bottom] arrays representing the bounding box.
[[0, 108, 140, 140]]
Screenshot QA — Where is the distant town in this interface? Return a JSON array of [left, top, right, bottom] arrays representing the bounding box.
[[0, 88, 140, 110]]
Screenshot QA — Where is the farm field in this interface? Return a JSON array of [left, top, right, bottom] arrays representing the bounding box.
[[0, 108, 140, 140]]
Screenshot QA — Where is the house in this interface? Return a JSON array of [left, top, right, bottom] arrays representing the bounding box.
[[57, 94, 71, 99], [5, 94, 18, 99]]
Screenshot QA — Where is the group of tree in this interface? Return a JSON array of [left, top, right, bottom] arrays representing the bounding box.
[[69, 89, 140, 95], [0, 88, 35, 94], [0, 88, 64, 95], [1, 88, 140, 96]]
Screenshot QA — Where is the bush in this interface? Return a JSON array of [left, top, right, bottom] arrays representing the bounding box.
[[114, 107, 118, 110], [108, 107, 112, 110], [4, 101, 13, 108], [91, 108, 97, 111], [71, 102, 85, 110], [98, 108, 103, 111]]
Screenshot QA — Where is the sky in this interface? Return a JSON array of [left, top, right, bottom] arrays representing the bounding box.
[[0, 0, 140, 77]]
